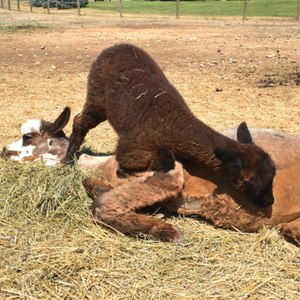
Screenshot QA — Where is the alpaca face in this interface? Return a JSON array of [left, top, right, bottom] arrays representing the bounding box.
[[2, 108, 70, 166], [2, 120, 69, 166], [240, 146, 275, 207], [214, 145, 275, 207], [242, 180, 274, 207]]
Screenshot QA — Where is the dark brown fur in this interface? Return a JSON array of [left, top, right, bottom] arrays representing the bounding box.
[[85, 167, 186, 243], [4, 110, 300, 244], [65, 44, 275, 207]]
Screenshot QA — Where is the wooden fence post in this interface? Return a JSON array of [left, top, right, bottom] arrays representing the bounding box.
[[29, 0, 33, 12], [243, 0, 248, 21], [119, 0, 122, 18], [47, 0, 50, 14], [1, 0, 4, 9], [77, 0, 81, 16], [8, 0, 11, 10], [17, 0, 20, 10], [298, 0, 300, 21], [176, 0, 179, 19]]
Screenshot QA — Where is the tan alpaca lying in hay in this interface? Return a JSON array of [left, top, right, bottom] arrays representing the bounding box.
[[3, 108, 300, 244], [65, 43, 275, 208]]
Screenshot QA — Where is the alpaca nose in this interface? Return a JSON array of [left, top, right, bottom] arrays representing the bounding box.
[[1, 146, 20, 158], [261, 191, 274, 207]]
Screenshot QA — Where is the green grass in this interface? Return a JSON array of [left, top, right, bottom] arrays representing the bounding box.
[[0, 22, 51, 34], [86, 0, 298, 18]]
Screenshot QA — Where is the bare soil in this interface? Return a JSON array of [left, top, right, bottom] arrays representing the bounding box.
[[1, 10, 300, 153]]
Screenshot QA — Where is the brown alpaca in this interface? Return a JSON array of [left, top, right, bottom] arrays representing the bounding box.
[[3, 108, 300, 244], [83, 127, 300, 245], [65, 44, 275, 207], [84, 164, 186, 243]]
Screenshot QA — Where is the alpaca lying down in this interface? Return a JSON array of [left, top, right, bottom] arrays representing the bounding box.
[[3, 108, 300, 244], [65, 43, 275, 208], [82, 129, 300, 244]]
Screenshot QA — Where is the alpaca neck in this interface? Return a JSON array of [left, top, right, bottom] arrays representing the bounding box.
[[169, 114, 239, 169]]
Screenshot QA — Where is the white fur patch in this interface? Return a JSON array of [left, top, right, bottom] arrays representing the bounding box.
[[9, 144, 36, 163], [21, 120, 42, 135], [7, 139, 60, 165], [6, 138, 23, 152], [5, 119, 43, 163]]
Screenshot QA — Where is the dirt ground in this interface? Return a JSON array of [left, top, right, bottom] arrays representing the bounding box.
[[1, 10, 300, 153], [2, 10, 300, 299]]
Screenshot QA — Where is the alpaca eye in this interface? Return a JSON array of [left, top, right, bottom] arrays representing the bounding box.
[[22, 134, 34, 142]]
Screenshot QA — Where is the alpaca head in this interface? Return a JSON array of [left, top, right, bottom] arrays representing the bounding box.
[[214, 122, 275, 207], [2, 107, 70, 165]]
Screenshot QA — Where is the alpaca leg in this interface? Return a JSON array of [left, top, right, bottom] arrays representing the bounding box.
[[93, 207, 185, 243], [116, 137, 176, 172], [65, 103, 107, 164], [83, 178, 114, 200], [91, 167, 186, 243], [278, 218, 300, 245]]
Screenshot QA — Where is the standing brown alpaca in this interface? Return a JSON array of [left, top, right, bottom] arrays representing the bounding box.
[[65, 44, 275, 207]]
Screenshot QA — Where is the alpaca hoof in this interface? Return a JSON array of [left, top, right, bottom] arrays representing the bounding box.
[[173, 235, 188, 245], [116, 165, 129, 177], [151, 224, 186, 244], [65, 159, 72, 165], [64, 153, 77, 166], [170, 225, 187, 245], [150, 148, 176, 172]]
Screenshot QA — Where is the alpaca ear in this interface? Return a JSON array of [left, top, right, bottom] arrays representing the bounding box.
[[237, 121, 253, 144], [214, 148, 243, 171], [47, 107, 71, 134]]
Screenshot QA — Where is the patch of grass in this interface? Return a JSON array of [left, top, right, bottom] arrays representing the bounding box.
[[1, 12, 300, 298], [86, 0, 298, 18], [0, 158, 91, 222], [1, 156, 300, 299], [0, 22, 51, 34]]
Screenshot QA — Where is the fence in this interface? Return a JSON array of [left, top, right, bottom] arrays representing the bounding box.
[[1, 0, 300, 21]]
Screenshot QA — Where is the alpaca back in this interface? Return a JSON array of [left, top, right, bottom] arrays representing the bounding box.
[[88, 43, 194, 139]]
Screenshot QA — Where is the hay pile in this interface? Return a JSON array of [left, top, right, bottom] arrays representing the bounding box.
[[1, 11, 300, 299], [1, 157, 300, 299]]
